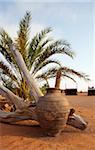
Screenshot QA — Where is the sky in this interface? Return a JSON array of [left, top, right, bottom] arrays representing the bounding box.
[[0, 0, 94, 91]]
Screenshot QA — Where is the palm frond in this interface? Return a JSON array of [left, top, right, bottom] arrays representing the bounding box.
[[62, 74, 76, 83], [0, 75, 13, 89], [16, 78, 31, 99], [0, 61, 19, 84], [39, 39, 74, 59], [0, 30, 21, 77], [28, 27, 52, 69], [0, 45, 22, 80], [61, 67, 90, 81], [32, 40, 75, 73], [36, 67, 58, 80], [36, 66, 90, 83], [0, 30, 15, 64], [16, 11, 31, 66], [32, 59, 61, 75], [40, 83, 49, 94]]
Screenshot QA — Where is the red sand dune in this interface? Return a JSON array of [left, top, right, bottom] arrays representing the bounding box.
[[0, 95, 95, 150]]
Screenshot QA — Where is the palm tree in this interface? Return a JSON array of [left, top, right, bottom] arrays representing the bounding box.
[[0, 11, 90, 126], [0, 11, 89, 101], [36, 67, 89, 88]]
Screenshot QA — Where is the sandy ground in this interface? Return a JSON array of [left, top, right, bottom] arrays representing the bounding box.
[[0, 95, 95, 150]]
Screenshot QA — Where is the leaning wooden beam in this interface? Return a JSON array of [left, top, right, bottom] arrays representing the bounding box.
[[9, 43, 43, 102], [0, 84, 27, 110]]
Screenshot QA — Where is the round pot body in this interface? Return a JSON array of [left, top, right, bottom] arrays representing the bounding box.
[[36, 88, 70, 136]]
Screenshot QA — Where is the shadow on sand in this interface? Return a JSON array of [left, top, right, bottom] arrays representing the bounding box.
[[0, 122, 85, 139]]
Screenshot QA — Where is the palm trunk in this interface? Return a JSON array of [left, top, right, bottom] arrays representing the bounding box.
[[55, 70, 61, 89]]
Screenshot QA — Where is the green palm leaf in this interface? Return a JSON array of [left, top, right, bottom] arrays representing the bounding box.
[[0, 30, 21, 76], [0, 61, 19, 84], [36, 67, 58, 80], [62, 74, 76, 83], [36, 66, 90, 83], [0, 44, 22, 81], [0, 30, 14, 64], [61, 67, 90, 81], [32, 59, 61, 75], [32, 40, 75, 74], [16, 11, 31, 66], [28, 27, 52, 69]]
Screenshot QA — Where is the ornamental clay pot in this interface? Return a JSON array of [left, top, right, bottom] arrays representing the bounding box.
[[36, 71, 70, 136]]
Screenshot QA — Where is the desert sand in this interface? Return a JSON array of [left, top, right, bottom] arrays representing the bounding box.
[[0, 95, 95, 150]]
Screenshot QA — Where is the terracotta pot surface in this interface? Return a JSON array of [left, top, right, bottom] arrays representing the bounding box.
[[36, 88, 70, 136]]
